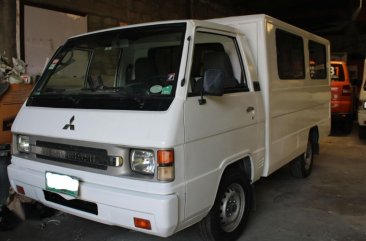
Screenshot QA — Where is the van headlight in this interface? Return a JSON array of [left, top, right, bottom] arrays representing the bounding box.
[[130, 149, 155, 175], [17, 135, 30, 153]]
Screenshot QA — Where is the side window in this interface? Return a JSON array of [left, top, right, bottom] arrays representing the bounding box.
[[276, 29, 305, 79], [189, 31, 247, 95], [309, 41, 327, 79]]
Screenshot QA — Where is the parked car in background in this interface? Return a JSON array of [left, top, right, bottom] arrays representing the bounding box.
[[358, 59, 366, 139], [0, 82, 33, 207], [330, 61, 356, 133]]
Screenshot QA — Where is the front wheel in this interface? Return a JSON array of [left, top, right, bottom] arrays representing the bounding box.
[[290, 138, 314, 178], [197, 169, 252, 241]]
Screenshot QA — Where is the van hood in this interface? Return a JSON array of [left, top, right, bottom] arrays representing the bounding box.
[[12, 100, 184, 148]]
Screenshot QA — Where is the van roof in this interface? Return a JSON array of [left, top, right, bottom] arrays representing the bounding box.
[[69, 18, 238, 40], [68, 14, 298, 41]]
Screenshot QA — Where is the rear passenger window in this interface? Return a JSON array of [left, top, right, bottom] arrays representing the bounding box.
[[189, 31, 247, 95], [276, 29, 305, 79], [309, 41, 327, 79]]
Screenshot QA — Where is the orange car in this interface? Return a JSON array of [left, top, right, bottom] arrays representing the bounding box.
[[330, 61, 355, 133], [0, 83, 33, 148], [1, 82, 33, 206]]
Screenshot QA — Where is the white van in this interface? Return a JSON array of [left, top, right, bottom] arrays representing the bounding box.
[[8, 15, 330, 241], [358, 59, 366, 138]]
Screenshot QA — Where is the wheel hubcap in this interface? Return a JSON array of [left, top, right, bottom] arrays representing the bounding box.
[[219, 183, 245, 232], [304, 141, 313, 170]]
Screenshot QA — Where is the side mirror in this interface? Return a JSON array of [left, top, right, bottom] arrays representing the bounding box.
[[198, 69, 225, 105], [203, 69, 225, 96]]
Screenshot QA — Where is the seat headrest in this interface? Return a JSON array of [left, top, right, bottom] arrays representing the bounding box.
[[203, 51, 237, 88]]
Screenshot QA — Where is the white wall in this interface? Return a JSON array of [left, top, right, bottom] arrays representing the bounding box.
[[24, 5, 87, 76]]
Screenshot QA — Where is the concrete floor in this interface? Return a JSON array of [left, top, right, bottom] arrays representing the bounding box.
[[1, 125, 366, 241]]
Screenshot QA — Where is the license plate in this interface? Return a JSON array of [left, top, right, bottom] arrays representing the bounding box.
[[45, 172, 79, 197]]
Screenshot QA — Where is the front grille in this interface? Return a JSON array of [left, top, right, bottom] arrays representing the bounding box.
[[35, 141, 108, 170], [44, 190, 98, 215]]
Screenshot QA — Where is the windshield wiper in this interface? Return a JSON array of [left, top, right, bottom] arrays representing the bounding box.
[[80, 86, 128, 94]]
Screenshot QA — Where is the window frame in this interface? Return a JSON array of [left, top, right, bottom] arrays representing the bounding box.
[[187, 29, 249, 97], [276, 29, 305, 80], [308, 40, 327, 80]]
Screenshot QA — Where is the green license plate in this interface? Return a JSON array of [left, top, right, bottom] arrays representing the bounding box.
[[45, 171, 79, 197]]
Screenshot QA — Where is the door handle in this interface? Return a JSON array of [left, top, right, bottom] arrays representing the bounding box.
[[246, 106, 255, 112]]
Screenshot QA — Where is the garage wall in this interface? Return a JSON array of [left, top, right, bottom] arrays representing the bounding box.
[[20, 0, 243, 71], [0, 0, 244, 76], [0, 0, 17, 60], [24, 5, 87, 75], [24, 0, 242, 30], [24, 0, 187, 26]]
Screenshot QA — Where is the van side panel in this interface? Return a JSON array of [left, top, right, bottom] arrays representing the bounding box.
[[211, 15, 330, 177], [264, 22, 330, 175]]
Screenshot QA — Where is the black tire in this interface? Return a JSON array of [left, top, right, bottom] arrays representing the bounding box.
[[197, 169, 252, 241], [0, 156, 10, 206], [290, 137, 314, 178], [359, 126, 366, 139], [343, 118, 353, 134], [330, 120, 336, 135]]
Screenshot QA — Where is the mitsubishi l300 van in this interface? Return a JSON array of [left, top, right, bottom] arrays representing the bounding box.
[[8, 15, 330, 241]]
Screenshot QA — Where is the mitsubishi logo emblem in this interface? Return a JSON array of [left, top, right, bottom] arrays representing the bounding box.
[[63, 116, 75, 130]]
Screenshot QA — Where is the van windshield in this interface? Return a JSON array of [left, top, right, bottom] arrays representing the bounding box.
[[27, 23, 186, 111]]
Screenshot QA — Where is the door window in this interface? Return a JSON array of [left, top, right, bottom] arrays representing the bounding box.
[[189, 31, 247, 95]]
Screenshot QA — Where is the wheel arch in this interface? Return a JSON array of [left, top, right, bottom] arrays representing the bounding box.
[[218, 155, 255, 209], [221, 156, 253, 182], [197, 156, 255, 241]]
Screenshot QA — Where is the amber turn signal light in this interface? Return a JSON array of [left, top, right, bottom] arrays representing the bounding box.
[[134, 217, 151, 230], [157, 149, 174, 181], [157, 150, 174, 165]]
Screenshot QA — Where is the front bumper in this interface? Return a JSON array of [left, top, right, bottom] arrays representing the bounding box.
[[7, 156, 179, 237], [331, 112, 353, 121]]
